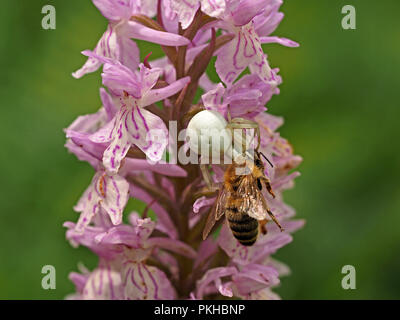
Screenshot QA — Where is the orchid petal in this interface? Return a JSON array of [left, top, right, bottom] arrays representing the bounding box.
[[95, 225, 141, 248], [129, 213, 156, 240], [141, 76, 190, 107], [66, 108, 108, 135], [65, 140, 100, 169], [102, 108, 132, 174], [200, 0, 226, 19], [254, 11, 284, 37], [161, 0, 179, 33], [68, 272, 89, 294], [201, 83, 225, 110], [122, 262, 176, 299], [92, 0, 134, 21], [193, 238, 218, 270], [64, 221, 123, 259], [146, 237, 197, 259], [121, 158, 187, 177], [82, 259, 124, 300], [196, 266, 237, 299], [72, 24, 140, 79], [215, 278, 233, 297], [100, 88, 118, 120], [246, 288, 281, 300], [231, 0, 267, 26], [260, 36, 299, 47], [68, 132, 106, 165], [96, 173, 130, 225], [170, 0, 199, 29], [75, 189, 100, 232], [193, 196, 216, 213], [216, 23, 272, 85], [121, 20, 190, 46], [232, 264, 280, 295], [73, 171, 129, 231], [101, 60, 142, 97], [139, 64, 163, 94]]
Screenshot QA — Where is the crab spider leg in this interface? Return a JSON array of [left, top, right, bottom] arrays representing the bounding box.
[[200, 164, 219, 192]]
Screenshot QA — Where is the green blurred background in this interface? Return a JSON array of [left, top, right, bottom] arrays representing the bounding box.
[[1, 0, 399, 299]]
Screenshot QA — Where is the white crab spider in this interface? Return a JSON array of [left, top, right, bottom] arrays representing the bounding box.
[[186, 109, 261, 191]]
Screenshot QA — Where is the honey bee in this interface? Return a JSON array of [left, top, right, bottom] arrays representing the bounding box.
[[202, 151, 284, 246]]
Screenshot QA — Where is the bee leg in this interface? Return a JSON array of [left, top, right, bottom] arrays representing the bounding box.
[[200, 164, 219, 192], [259, 219, 268, 235], [261, 176, 276, 198], [267, 208, 284, 232], [260, 196, 284, 232]]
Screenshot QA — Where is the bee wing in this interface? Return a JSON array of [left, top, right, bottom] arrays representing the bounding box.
[[237, 175, 267, 220], [202, 187, 229, 240]]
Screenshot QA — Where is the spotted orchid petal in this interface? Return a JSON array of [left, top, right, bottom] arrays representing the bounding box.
[[136, 0, 158, 18], [65, 140, 100, 169], [141, 76, 190, 107], [99, 173, 130, 224], [122, 262, 176, 300], [231, 0, 267, 26], [65, 107, 108, 136], [95, 213, 156, 248], [232, 263, 280, 296], [64, 222, 123, 259], [253, 3, 284, 36], [100, 88, 118, 120], [92, 0, 135, 21], [245, 288, 281, 300], [193, 196, 216, 213], [100, 58, 142, 98], [146, 237, 197, 259], [170, 0, 199, 30], [217, 280, 234, 297], [73, 171, 129, 232], [121, 158, 187, 177], [161, 0, 179, 33], [193, 238, 218, 270], [72, 25, 140, 79], [202, 83, 225, 110], [102, 103, 168, 173], [215, 22, 273, 85], [170, 0, 226, 29], [64, 107, 108, 168], [260, 36, 299, 47], [82, 259, 124, 300], [120, 20, 190, 46], [196, 266, 237, 299], [202, 74, 280, 120], [200, 0, 226, 20], [68, 272, 89, 296]]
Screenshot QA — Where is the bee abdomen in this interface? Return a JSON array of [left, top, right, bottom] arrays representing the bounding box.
[[227, 208, 259, 246]]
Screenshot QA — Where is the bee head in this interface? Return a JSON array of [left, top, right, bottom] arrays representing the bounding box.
[[254, 151, 264, 169]]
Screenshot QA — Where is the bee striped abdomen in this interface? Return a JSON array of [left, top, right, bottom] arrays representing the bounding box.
[[226, 206, 259, 246]]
